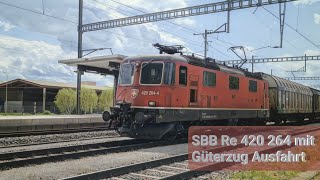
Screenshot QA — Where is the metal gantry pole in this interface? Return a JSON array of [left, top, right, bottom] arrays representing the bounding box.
[[305, 54, 307, 72], [252, 56, 254, 73], [5, 73, 7, 113], [78, 0, 83, 59], [204, 29, 208, 59], [77, 0, 83, 114], [5, 82, 7, 113], [2, 71, 8, 113]]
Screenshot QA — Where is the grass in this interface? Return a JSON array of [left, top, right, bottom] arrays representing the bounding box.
[[0, 112, 32, 116], [232, 171, 298, 180], [0, 111, 54, 116]]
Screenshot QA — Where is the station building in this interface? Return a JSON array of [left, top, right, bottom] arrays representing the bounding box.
[[0, 79, 107, 113]]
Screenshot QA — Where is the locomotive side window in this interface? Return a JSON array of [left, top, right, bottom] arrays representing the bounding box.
[[249, 80, 257, 92], [203, 71, 216, 87], [119, 64, 134, 85], [179, 66, 187, 86], [163, 62, 175, 85], [229, 76, 239, 90]]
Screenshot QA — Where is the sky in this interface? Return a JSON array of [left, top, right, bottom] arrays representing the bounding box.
[[0, 0, 319, 87]]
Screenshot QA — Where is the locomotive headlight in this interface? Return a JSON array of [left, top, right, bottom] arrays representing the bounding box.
[[148, 101, 156, 107]]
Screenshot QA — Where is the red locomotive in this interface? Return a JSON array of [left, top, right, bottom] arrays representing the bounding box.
[[103, 44, 320, 139]]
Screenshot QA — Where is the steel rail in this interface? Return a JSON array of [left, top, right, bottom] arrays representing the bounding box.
[[0, 126, 112, 138], [0, 139, 186, 170], [62, 127, 320, 180]]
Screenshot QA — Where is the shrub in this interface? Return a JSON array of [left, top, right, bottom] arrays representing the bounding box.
[[54, 88, 76, 114], [98, 89, 114, 111], [80, 88, 98, 114]]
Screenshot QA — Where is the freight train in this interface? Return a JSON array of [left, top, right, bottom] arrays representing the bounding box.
[[102, 44, 320, 140]]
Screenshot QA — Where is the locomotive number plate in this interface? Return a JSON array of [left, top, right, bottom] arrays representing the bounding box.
[[141, 91, 160, 96]]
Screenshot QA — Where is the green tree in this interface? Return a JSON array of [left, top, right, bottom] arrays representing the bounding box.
[[54, 88, 76, 114], [98, 89, 114, 111], [80, 88, 98, 114]]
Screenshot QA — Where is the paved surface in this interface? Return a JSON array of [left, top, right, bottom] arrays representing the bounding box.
[[0, 114, 102, 120], [0, 114, 105, 129]]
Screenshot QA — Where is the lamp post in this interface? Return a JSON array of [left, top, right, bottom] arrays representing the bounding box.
[[2, 71, 8, 113]]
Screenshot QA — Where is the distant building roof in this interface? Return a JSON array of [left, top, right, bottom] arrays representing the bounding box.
[[0, 79, 110, 91]]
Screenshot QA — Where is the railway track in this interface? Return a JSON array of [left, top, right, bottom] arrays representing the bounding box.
[[0, 118, 316, 138], [0, 135, 119, 149], [0, 126, 114, 138], [62, 126, 320, 180], [0, 138, 186, 170]]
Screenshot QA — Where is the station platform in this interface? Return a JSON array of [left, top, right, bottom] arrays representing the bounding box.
[[0, 114, 106, 133]]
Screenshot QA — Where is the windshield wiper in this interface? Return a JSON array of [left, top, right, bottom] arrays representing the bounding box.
[[141, 59, 155, 69]]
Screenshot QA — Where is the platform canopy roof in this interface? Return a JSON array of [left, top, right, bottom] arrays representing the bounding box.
[[58, 54, 127, 75]]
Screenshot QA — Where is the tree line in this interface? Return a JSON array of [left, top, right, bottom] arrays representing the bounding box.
[[54, 88, 113, 114]]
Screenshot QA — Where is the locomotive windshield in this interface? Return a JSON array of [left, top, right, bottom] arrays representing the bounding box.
[[119, 63, 134, 85], [140, 62, 163, 84]]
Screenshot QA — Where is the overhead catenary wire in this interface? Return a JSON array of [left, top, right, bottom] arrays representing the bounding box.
[[88, 0, 204, 48], [0, 1, 75, 23], [84, 2, 203, 57], [0, 0, 236, 57], [0, 0, 204, 53], [258, 3, 320, 49], [0, 1, 158, 46], [251, 8, 300, 54], [107, 0, 199, 34], [98, 0, 236, 52], [208, 44, 230, 58]]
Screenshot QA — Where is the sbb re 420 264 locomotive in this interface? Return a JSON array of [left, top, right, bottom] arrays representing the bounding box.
[[102, 45, 320, 140]]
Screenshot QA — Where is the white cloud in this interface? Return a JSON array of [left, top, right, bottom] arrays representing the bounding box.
[[304, 49, 320, 55], [314, 13, 320, 24], [0, 35, 118, 86], [173, 18, 196, 27], [0, 35, 74, 82], [293, 0, 320, 5], [0, 0, 191, 55], [0, 20, 14, 31]]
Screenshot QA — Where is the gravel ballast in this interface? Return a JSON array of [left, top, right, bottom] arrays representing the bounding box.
[[0, 136, 131, 154], [0, 143, 188, 180], [0, 130, 118, 147]]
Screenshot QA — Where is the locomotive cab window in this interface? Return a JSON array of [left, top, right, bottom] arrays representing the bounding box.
[[203, 71, 216, 87], [229, 76, 239, 90], [179, 66, 187, 86], [249, 80, 257, 92], [140, 62, 163, 85], [163, 62, 175, 85], [119, 63, 134, 85]]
